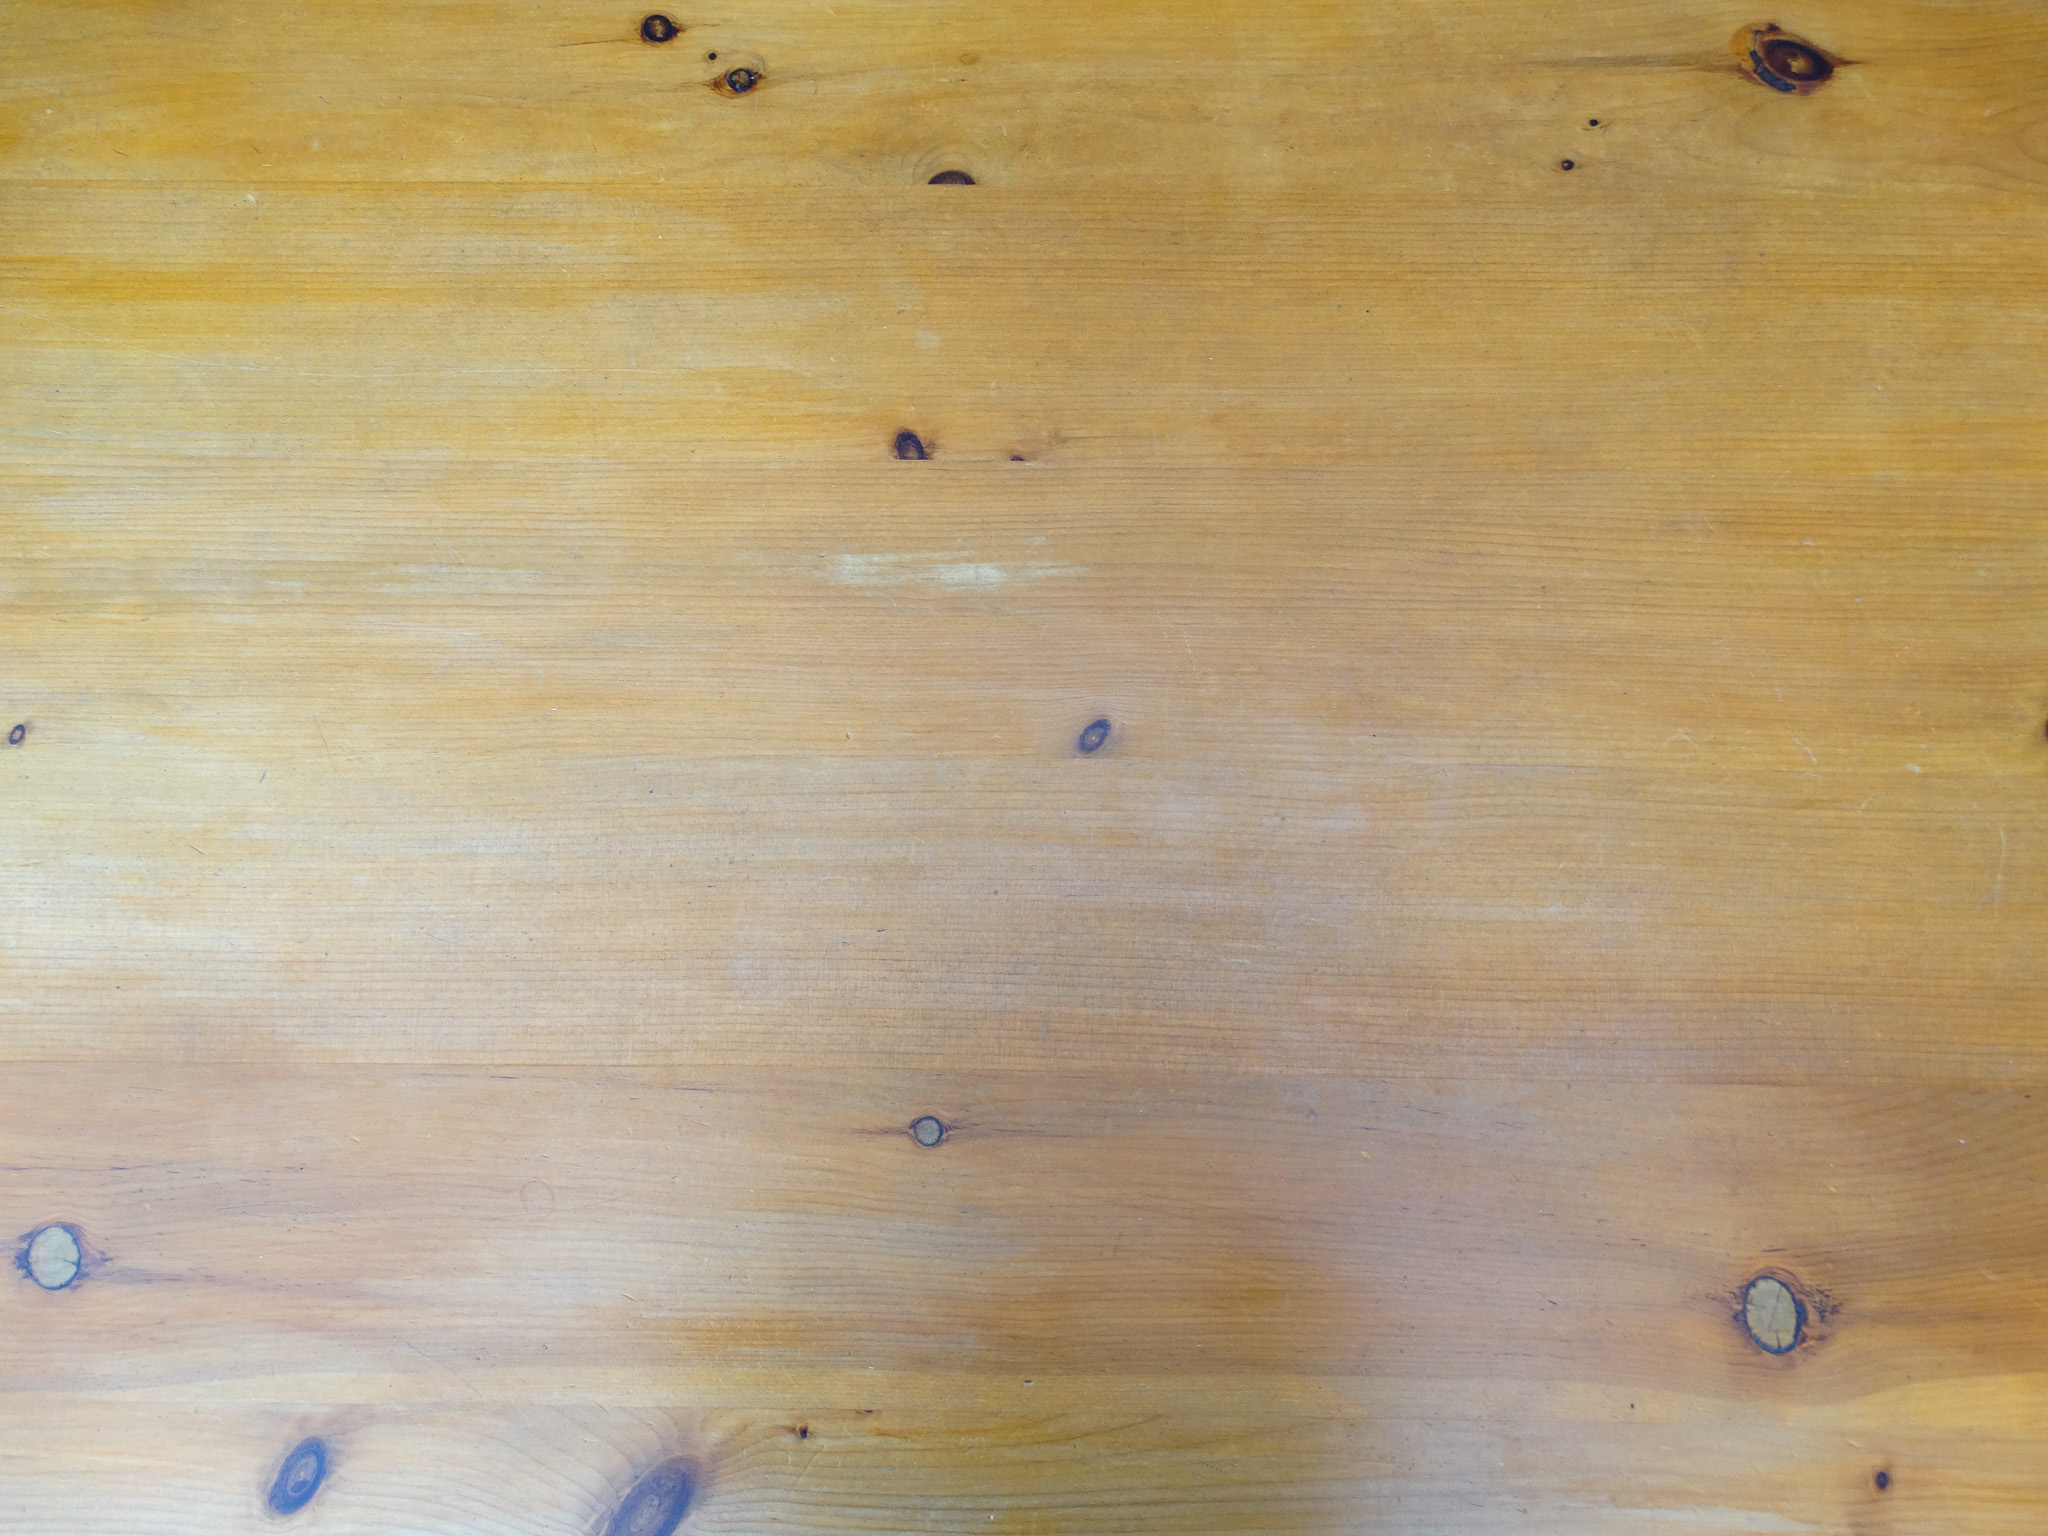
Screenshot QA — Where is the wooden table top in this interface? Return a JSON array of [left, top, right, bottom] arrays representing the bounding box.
[[4, 1, 2045, 1531]]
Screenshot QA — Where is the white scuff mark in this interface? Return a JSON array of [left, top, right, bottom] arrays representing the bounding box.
[[1793, 738, 1817, 768], [1986, 825, 2006, 907], [822, 552, 1080, 588]]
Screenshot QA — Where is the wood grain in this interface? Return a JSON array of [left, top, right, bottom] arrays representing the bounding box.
[[6, 0, 2048, 195], [6, 186, 2045, 469], [4, 0, 2046, 1531], [3, 460, 2041, 1074], [5, 1068, 2047, 1531]]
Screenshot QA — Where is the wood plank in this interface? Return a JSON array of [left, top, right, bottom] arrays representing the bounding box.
[[6, 185, 2045, 469], [4, 1067, 2046, 1531], [3, 460, 2042, 1071], [5, 0, 2047, 196], [6, 1390, 2044, 1536], [5, 0, 2046, 1529]]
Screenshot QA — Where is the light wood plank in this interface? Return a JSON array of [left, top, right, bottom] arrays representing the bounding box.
[[7, 1390, 2043, 1536], [4, 1068, 2046, 1531], [5, 0, 2047, 196], [5, 0, 2046, 1530], [3, 461, 2041, 1071], [6, 185, 2045, 469], [7, 1068, 2048, 1391]]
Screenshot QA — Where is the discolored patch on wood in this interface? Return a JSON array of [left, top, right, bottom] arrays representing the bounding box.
[[639, 14, 679, 44], [892, 430, 929, 460], [16, 1222, 83, 1290], [928, 170, 976, 185], [1077, 718, 1112, 755], [266, 1437, 327, 1517], [709, 66, 761, 96], [604, 1457, 695, 1536], [910, 1115, 946, 1147], [1744, 1277, 1810, 1359], [1734, 24, 1838, 93]]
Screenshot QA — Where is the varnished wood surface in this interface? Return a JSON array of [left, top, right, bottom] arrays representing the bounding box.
[[7, 1068, 2047, 1532], [4, 1, 2046, 1532]]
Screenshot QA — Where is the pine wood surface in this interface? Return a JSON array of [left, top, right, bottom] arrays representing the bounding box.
[[4, 1, 2046, 1532]]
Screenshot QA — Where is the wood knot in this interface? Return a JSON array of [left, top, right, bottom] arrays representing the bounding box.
[[604, 1458, 696, 1536], [1739, 1271, 1810, 1353], [16, 1223, 83, 1290], [892, 430, 930, 460], [267, 1438, 328, 1517], [1735, 25, 1838, 93], [910, 1115, 946, 1147], [639, 13, 679, 43], [1076, 717, 1111, 754], [711, 66, 761, 95], [928, 170, 976, 185]]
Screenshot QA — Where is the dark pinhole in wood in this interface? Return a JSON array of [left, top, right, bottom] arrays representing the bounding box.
[[892, 430, 929, 460], [797, 1425, 809, 1440], [639, 13, 679, 43], [911, 1115, 945, 1147], [7, 723, 23, 746], [929, 170, 976, 185], [1077, 718, 1111, 754], [1874, 1470, 1891, 1492], [706, 51, 717, 59], [1587, 117, 1600, 126], [604, 1459, 695, 1536], [1560, 159, 1575, 171], [1741, 1273, 1805, 1354], [267, 1438, 328, 1517]]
